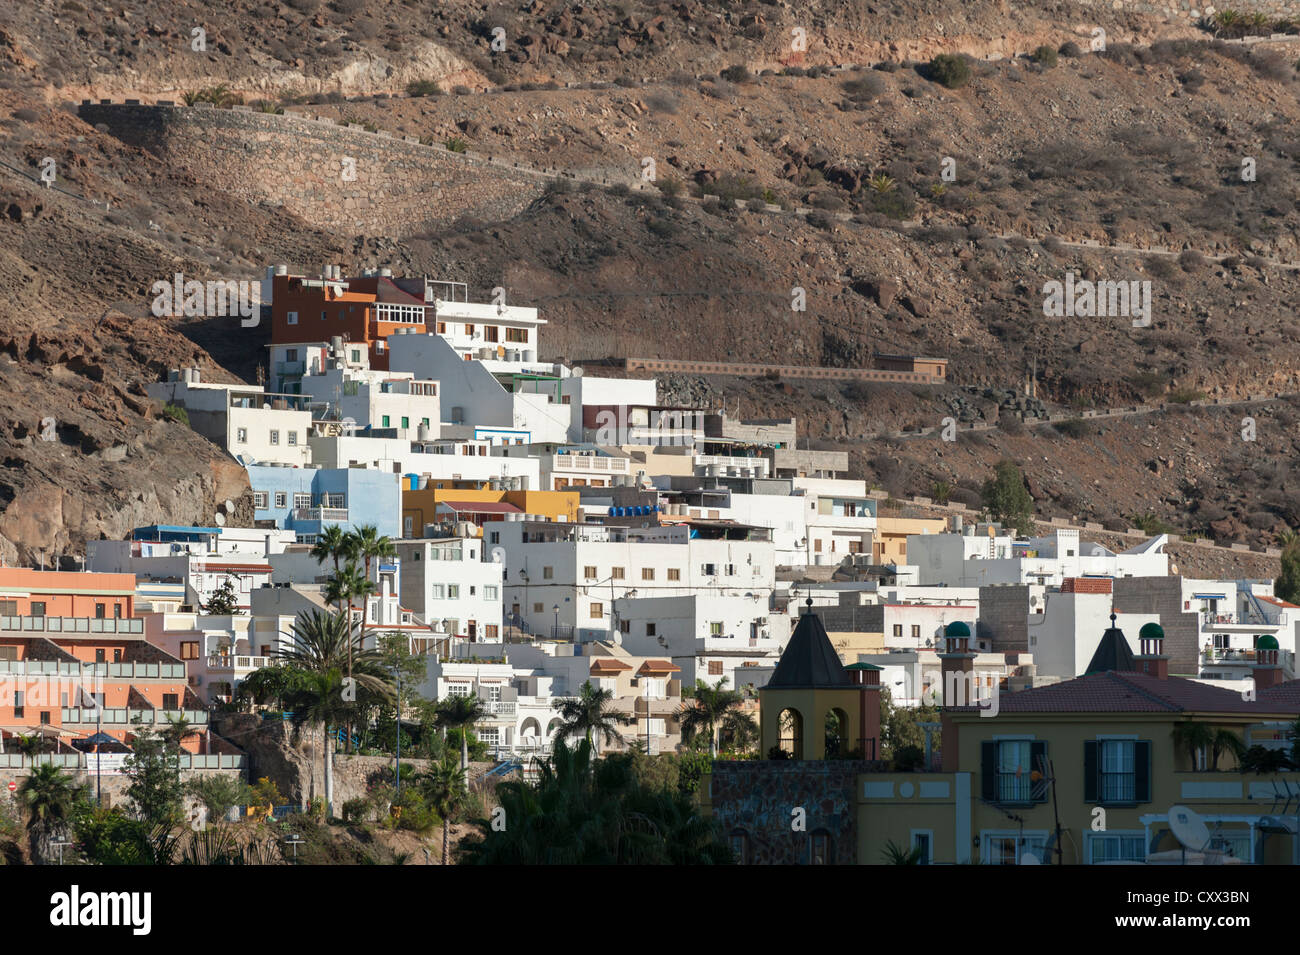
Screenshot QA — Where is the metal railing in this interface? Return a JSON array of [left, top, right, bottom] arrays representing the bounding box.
[[0, 616, 144, 634], [482, 700, 516, 717], [206, 654, 279, 671], [62, 707, 208, 725], [292, 507, 349, 522]]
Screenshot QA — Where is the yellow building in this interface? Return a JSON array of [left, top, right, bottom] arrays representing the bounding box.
[[708, 617, 1300, 865], [401, 487, 580, 537], [873, 515, 948, 565]]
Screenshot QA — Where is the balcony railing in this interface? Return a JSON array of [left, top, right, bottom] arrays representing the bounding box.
[[0, 616, 144, 634], [0, 752, 244, 770], [62, 707, 209, 726], [292, 507, 349, 523], [206, 654, 279, 671], [275, 360, 305, 376], [482, 700, 516, 717], [554, 454, 629, 473], [0, 659, 183, 679]]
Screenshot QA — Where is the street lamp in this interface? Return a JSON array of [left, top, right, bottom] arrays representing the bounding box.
[[552, 604, 559, 642]]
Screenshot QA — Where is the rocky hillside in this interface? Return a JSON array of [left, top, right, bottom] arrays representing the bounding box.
[[0, 1, 1297, 569]]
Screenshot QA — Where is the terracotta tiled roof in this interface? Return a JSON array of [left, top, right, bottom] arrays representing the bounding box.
[[589, 658, 632, 673], [636, 660, 680, 675], [1259, 595, 1300, 609], [965, 671, 1300, 715], [1061, 577, 1113, 594]]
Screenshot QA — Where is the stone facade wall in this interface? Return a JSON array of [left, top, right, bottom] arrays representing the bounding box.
[[817, 603, 884, 634], [978, 584, 1031, 653], [1113, 577, 1199, 675], [1076, 1, 1300, 19], [77, 103, 549, 236], [709, 760, 880, 864]]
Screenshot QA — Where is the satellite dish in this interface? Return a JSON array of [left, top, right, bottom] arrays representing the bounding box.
[[213, 513, 226, 526], [1168, 804, 1211, 852], [490, 547, 505, 563], [572, 366, 583, 377], [1019, 852, 1040, 865]]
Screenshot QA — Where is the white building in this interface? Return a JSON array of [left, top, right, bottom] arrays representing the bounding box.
[[498, 442, 635, 490], [907, 528, 1169, 588], [144, 611, 267, 704], [307, 434, 541, 491], [147, 370, 313, 466], [297, 361, 440, 438], [492, 519, 776, 644], [1026, 579, 1158, 680], [394, 537, 505, 644]]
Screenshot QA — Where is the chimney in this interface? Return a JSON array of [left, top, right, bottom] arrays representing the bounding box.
[[937, 620, 977, 709], [1134, 622, 1169, 679], [1252, 635, 1284, 691], [848, 663, 883, 761]]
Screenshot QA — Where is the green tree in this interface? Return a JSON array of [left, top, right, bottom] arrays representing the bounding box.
[[879, 686, 942, 761], [1275, 538, 1300, 603], [420, 755, 467, 864], [675, 678, 746, 758], [310, 524, 356, 609], [434, 694, 489, 775], [926, 53, 971, 88], [459, 738, 732, 864], [122, 725, 184, 826], [981, 460, 1035, 535], [552, 680, 634, 755], [18, 763, 87, 864], [1171, 721, 1216, 770], [186, 774, 251, 823], [1210, 729, 1245, 771], [202, 578, 242, 615]]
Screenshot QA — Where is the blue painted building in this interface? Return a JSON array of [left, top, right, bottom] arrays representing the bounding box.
[[245, 466, 401, 542]]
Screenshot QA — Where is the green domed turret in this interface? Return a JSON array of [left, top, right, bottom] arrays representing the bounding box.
[[945, 621, 971, 638], [1257, 635, 1279, 651], [1138, 622, 1165, 642]]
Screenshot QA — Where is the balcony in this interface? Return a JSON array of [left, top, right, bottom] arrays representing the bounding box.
[[275, 360, 305, 376], [293, 507, 349, 523], [633, 697, 678, 717], [0, 659, 184, 680], [206, 654, 280, 672], [0, 616, 144, 635], [481, 700, 517, 718], [553, 454, 629, 474], [62, 707, 209, 726]]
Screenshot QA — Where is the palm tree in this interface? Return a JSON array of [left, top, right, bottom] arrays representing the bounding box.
[[161, 714, 197, 788], [324, 563, 375, 753], [434, 694, 488, 776], [420, 755, 467, 864], [19, 763, 87, 864], [1171, 721, 1216, 770], [882, 839, 924, 864], [353, 524, 397, 588], [675, 678, 746, 758], [310, 525, 355, 608], [551, 680, 634, 756], [719, 708, 760, 754], [274, 609, 395, 812], [285, 670, 351, 818], [1210, 729, 1245, 771]]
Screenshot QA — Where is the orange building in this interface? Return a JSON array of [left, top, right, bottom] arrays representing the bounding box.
[[269, 270, 429, 372], [0, 569, 206, 754]]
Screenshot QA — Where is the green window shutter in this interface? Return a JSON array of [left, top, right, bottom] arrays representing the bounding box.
[[1083, 740, 1098, 803], [402, 417, 409, 429], [1134, 741, 1152, 803], [382, 416, 390, 428], [981, 741, 996, 802], [1030, 741, 1048, 802]]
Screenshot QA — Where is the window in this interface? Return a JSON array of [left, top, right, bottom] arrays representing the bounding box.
[[0, 600, 15, 615], [911, 625, 920, 639], [533, 603, 544, 613], [274, 492, 287, 509], [643, 678, 665, 699], [810, 831, 833, 865], [584, 566, 597, 579], [401, 417, 409, 430], [1085, 739, 1151, 805], [485, 586, 498, 600], [506, 327, 528, 343], [730, 831, 749, 864], [293, 493, 312, 509], [287, 311, 298, 325], [893, 624, 903, 638], [485, 325, 499, 342], [269, 430, 279, 446], [667, 568, 680, 581], [287, 431, 298, 446], [447, 585, 460, 599], [642, 568, 655, 581], [13, 691, 21, 718], [236, 427, 247, 444], [701, 563, 717, 576], [485, 625, 499, 640], [180, 641, 199, 660], [590, 602, 603, 619], [350, 349, 361, 363], [162, 693, 179, 711], [725, 564, 735, 576], [619, 619, 630, 634], [30, 602, 45, 617], [646, 623, 656, 637], [114, 604, 122, 619], [429, 585, 445, 600], [709, 622, 724, 636], [543, 567, 553, 580], [382, 416, 391, 428], [911, 831, 933, 865], [1086, 832, 1145, 865], [982, 832, 1049, 865], [611, 566, 625, 580], [709, 660, 723, 676], [436, 322, 447, 334], [447, 683, 471, 698], [980, 739, 1047, 805], [421, 418, 431, 429], [253, 491, 268, 509], [39, 710, 50, 726], [286, 349, 298, 361], [464, 324, 474, 335]]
